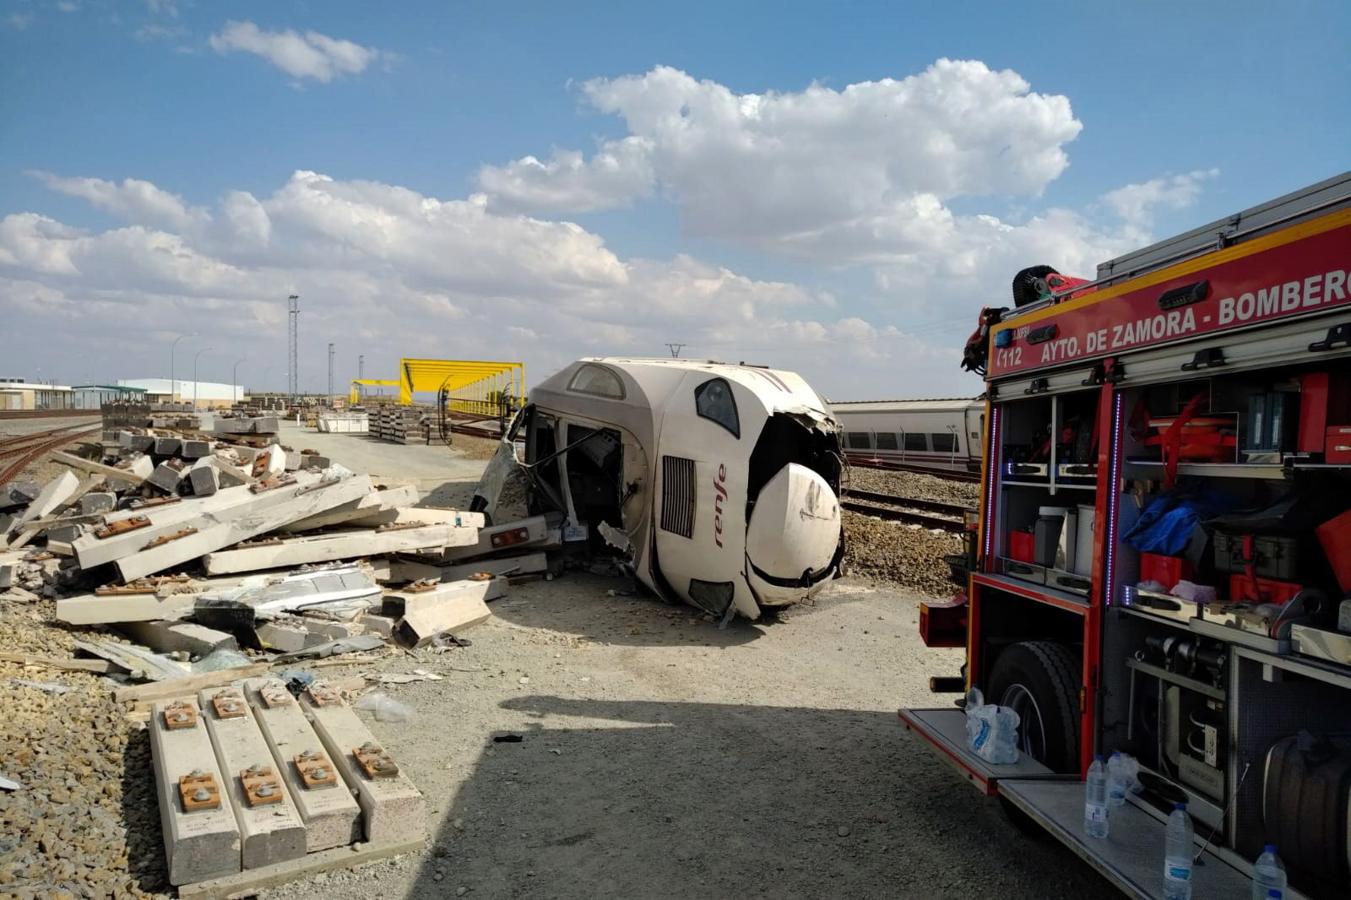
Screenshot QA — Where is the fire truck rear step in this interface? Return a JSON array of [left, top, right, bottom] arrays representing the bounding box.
[[996, 779, 1289, 899]]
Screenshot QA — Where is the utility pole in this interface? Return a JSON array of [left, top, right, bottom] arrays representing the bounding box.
[[665, 343, 685, 358], [327, 342, 335, 405], [287, 294, 300, 401], [358, 354, 365, 402]]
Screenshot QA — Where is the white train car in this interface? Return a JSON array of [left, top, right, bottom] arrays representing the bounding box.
[[829, 397, 984, 472], [473, 358, 846, 620]]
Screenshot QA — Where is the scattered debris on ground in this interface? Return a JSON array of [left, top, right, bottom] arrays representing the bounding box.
[[0, 405, 570, 896]]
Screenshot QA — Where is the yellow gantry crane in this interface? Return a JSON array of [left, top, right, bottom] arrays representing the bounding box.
[[350, 358, 525, 417]]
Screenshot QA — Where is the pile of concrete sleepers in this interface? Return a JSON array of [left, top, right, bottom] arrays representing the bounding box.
[[371, 406, 429, 444], [0, 414, 572, 893]]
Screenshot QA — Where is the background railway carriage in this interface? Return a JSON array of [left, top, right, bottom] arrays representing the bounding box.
[[473, 357, 846, 620], [830, 398, 984, 472]]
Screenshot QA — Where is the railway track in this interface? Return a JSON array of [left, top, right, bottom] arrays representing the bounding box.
[[0, 424, 101, 486], [840, 488, 973, 533], [846, 456, 981, 483]]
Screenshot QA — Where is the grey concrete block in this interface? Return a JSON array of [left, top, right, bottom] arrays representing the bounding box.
[[148, 461, 187, 493], [149, 698, 242, 885], [79, 492, 117, 515], [198, 687, 306, 870], [118, 620, 238, 657], [153, 437, 182, 456], [43, 523, 85, 543], [255, 621, 309, 653], [189, 464, 219, 497], [244, 678, 362, 853], [301, 687, 424, 844], [181, 439, 211, 459]]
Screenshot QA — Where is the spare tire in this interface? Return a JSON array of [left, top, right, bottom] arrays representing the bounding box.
[[986, 641, 1081, 773], [1011, 265, 1059, 308]]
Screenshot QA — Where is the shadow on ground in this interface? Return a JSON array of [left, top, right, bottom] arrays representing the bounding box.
[[406, 695, 1110, 899]]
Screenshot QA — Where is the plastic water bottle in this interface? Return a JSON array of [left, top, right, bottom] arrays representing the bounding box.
[[1107, 752, 1128, 808], [1251, 844, 1286, 899], [1164, 803, 1193, 900], [1084, 755, 1109, 839]]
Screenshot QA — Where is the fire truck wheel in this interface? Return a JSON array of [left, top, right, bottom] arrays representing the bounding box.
[[987, 640, 1081, 774]]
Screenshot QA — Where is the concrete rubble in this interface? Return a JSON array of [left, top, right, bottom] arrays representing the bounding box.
[[0, 408, 571, 896]]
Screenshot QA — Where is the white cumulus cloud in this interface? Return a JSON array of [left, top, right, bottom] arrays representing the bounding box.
[[28, 170, 208, 231], [208, 20, 381, 83], [480, 60, 1083, 262], [1101, 169, 1220, 228]]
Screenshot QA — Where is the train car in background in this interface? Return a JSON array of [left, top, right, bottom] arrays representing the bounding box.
[[830, 397, 984, 472]]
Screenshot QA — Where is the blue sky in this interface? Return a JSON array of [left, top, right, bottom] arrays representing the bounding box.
[[2, 0, 1348, 397]]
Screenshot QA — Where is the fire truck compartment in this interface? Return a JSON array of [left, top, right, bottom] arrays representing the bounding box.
[[996, 780, 1268, 899]]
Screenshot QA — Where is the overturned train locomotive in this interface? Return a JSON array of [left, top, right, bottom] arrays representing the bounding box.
[[472, 358, 846, 620]]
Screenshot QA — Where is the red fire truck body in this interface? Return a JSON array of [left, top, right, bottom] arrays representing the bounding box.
[[901, 172, 1351, 897]]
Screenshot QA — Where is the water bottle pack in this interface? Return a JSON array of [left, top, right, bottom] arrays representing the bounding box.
[[963, 688, 1020, 765]]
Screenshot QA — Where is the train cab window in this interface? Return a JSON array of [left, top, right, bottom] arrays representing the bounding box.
[[932, 432, 957, 452], [875, 432, 898, 451], [846, 431, 873, 449], [903, 432, 927, 451], [694, 378, 740, 438], [567, 363, 625, 399]]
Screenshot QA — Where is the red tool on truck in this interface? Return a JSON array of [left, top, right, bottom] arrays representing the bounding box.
[[904, 172, 1351, 898]]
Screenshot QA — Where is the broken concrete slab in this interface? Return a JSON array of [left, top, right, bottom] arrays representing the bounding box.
[[281, 483, 418, 534], [204, 522, 477, 576], [198, 687, 307, 870], [389, 577, 502, 647], [118, 621, 238, 657], [56, 585, 200, 625], [114, 473, 374, 582], [244, 678, 362, 853], [149, 697, 243, 885], [300, 684, 424, 844], [193, 565, 382, 633], [299, 620, 365, 644], [438, 551, 551, 582], [16, 470, 80, 526], [348, 505, 486, 530], [73, 638, 192, 681], [255, 621, 309, 653], [358, 613, 395, 638]]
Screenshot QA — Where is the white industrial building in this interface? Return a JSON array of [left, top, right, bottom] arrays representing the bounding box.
[[117, 378, 247, 408]]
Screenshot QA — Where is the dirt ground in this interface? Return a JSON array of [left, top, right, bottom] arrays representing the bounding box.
[[257, 576, 1108, 900]]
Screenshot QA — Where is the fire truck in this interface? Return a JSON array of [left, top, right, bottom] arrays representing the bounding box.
[[901, 172, 1351, 898]]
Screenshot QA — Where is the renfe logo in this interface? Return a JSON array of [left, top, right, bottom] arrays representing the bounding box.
[[713, 463, 727, 548]]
